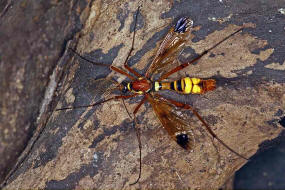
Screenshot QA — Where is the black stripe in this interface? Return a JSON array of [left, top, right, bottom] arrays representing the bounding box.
[[129, 83, 133, 90], [159, 82, 162, 90], [170, 82, 175, 90], [177, 79, 182, 91]]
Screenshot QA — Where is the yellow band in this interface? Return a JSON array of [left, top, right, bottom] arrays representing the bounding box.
[[183, 77, 192, 94], [191, 78, 201, 85]]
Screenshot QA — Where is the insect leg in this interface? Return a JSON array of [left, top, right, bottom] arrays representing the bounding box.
[[158, 28, 243, 81], [123, 6, 143, 78], [68, 8, 143, 81], [68, 48, 137, 80], [110, 65, 137, 80], [156, 94, 249, 160], [129, 95, 147, 185], [55, 94, 138, 111], [68, 48, 110, 67]]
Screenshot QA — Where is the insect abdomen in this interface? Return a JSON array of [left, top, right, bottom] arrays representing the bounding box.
[[154, 77, 216, 94]]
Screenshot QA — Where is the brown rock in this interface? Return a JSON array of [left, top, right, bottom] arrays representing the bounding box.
[[1, 0, 284, 189]]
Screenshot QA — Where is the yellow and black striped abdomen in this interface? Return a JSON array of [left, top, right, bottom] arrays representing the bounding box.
[[154, 77, 215, 94]]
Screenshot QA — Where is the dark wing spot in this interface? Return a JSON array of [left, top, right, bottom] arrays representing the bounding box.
[[174, 17, 187, 33], [176, 133, 189, 149]]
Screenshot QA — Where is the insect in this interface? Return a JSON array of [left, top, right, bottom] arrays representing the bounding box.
[[56, 7, 248, 184]]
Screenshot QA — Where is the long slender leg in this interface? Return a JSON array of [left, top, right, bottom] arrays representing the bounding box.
[[56, 94, 138, 111], [69, 48, 137, 80], [123, 6, 143, 78], [110, 65, 136, 80], [133, 95, 147, 115], [68, 8, 143, 80], [122, 99, 132, 119], [129, 95, 147, 185], [69, 48, 111, 67], [158, 28, 243, 81], [156, 94, 248, 160]]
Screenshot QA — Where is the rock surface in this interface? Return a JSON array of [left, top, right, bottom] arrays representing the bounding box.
[[1, 0, 284, 189]]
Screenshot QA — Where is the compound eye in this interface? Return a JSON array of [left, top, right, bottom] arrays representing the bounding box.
[[121, 81, 129, 93], [122, 86, 128, 93]]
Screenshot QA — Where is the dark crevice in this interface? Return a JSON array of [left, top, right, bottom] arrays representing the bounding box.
[[279, 117, 285, 128]]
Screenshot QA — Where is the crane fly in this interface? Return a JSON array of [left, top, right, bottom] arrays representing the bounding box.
[[56, 7, 248, 185]]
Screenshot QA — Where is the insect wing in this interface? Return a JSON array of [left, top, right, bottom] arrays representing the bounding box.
[[145, 18, 193, 79], [146, 94, 194, 150], [85, 78, 121, 100]]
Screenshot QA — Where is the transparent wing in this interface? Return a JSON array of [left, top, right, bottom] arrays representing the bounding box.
[[85, 78, 121, 99], [146, 94, 194, 150], [145, 18, 193, 79]]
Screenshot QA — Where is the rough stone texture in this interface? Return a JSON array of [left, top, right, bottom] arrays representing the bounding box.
[[233, 130, 285, 189], [1, 0, 285, 189], [0, 0, 87, 186]]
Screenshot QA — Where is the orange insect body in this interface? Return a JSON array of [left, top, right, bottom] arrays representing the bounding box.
[[154, 77, 216, 94], [57, 9, 247, 184], [126, 77, 216, 95], [126, 77, 213, 94], [129, 78, 152, 94]]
